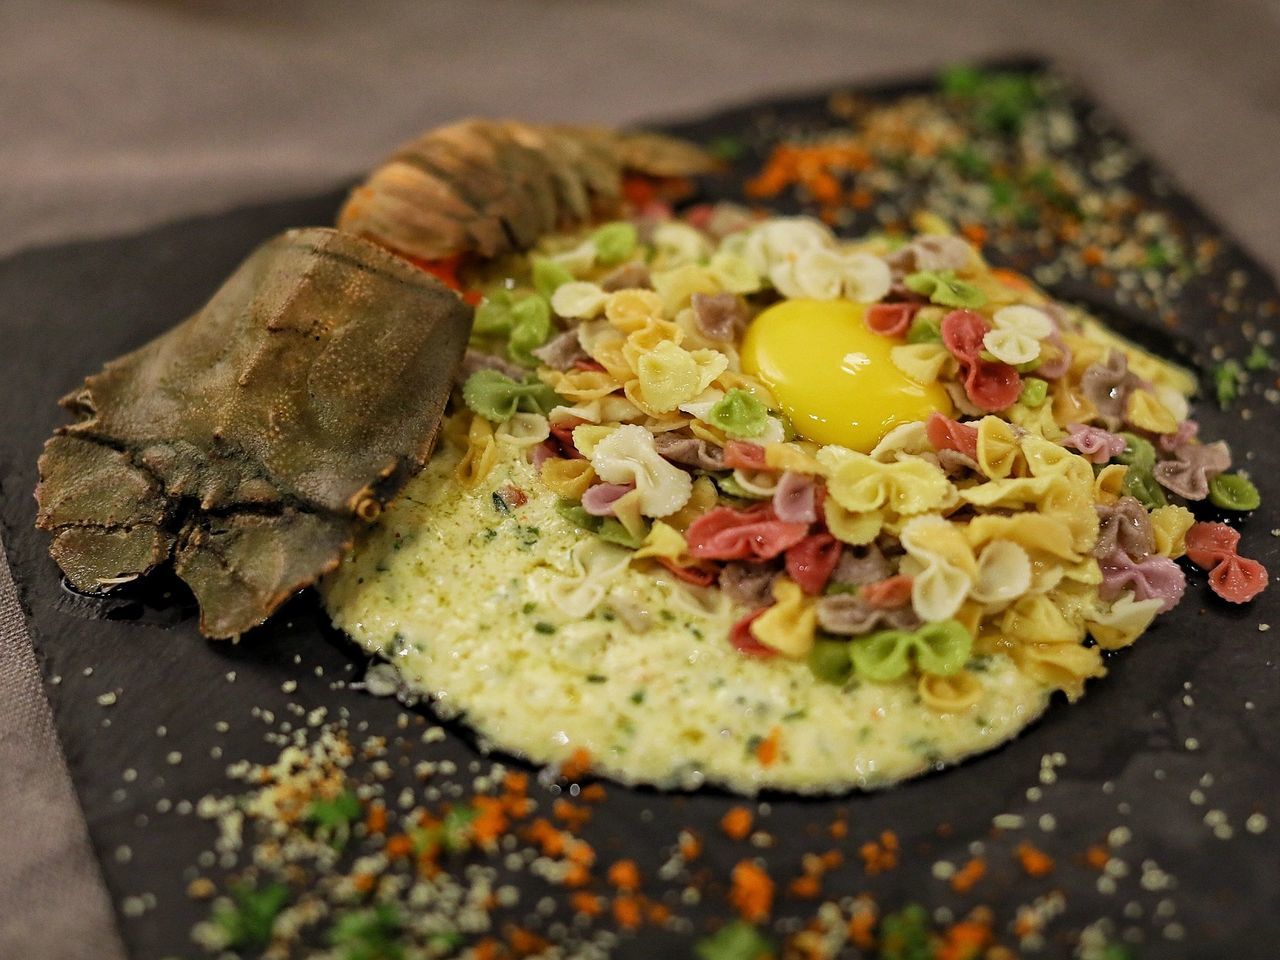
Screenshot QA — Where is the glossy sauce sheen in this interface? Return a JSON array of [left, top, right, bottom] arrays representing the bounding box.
[[324, 437, 1049, 795], [741, 299, 952, 452]]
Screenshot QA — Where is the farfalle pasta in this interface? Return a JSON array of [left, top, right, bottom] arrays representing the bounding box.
[[326, 195, 1269, 798], [444, 207, 1266, 705]]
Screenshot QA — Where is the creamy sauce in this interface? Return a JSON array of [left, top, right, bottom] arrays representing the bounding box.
[[324, 439, 1051, 795]]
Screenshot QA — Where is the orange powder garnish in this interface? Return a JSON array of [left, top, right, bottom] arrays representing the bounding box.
[[560, 747, 593, 781], [756, 727, 781, 767], [721, 806, 754, 841], [570, 892, 603, 917], [351, 872, 376, 894], [729, 860, 775, 922], [858, 830, 900, 875], [937, 919, 994, 960], [470, 796, 509, 847], [949, 857, 987, 894], [679, 831, 703, 861], [553, 798, 592, 831], [1015, 842, 1055, 877], [847, 906, 877, 950], [364, 801, 388, 835], [607, 859, 641, 892], [1084, 845, 1111, 870], [580, 783, 607, 803], [613, 894, 643, 930], [384, 834, 415, 860]]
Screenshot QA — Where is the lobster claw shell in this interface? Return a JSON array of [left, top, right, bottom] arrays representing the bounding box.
[[337, 118, 718, 262], [35, 227, 473, 638]]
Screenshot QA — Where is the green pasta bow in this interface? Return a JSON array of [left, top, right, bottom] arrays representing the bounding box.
[[591, 222, 639, 266], [706, 388, 769, 438], [903, 269, 987, 309], [462, 369, 560, 421], [1209, 472, 1260, 511], [849, 619, 972, 682]]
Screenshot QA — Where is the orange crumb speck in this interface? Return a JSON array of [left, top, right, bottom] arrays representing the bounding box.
[[937, 919, 994, 960], [364, 801, 387, 835], [949, 857, 987, 893], [562, 862, 592, 889], [560, 747, 593, 781], [1084, 845, 1111, 870], [851, 188, 874, 210], [384, 834, 415, 860], [646, 901, 671, 925], [960, 223, 988, 247], [507, 926, 549, 957], [679, 832, 702, 861], [613, 894, 643, 930], [470, 796, 509, 846], [1016, 842, 1055, 878], [789, 874, 822, 899], [607, 859, 641, 892], [729, 859, 775, 922], [721, 806, 754, 841], [570, 892, 603, 917], [472, 937, 502, 960], [858, 830, 900, 875], [756, 727, 781, 767], [553, 798, 592, 831], [581, 783, 607, 803], [351, 872, 376, 894], [1082, 245, 1105, 267], [848, 908, 877, 950]]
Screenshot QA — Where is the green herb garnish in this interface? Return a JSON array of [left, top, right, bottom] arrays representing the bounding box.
[[694, 921, 775, 960], [212, 881, 290, 949], [1213, 359, 1245, 409], [328, 904, 404, 960]]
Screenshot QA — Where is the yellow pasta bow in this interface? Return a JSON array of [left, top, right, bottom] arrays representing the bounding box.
[[918, 672, 984, 713], [1007, 399, 1065, 441], [869, 422, 932, 463], [651, 264, 722, 315], [764, 441, 824, 474], [1093, 464, 1128, 505], [1086, 593, 1164, 650], [890, 343, 951, 383], [1124, 389, 1179, 434], [576, 320, 632, 380], [634, 341, 703, 413], [752, 578, 818, 659], [494, 412, 550, 448], [1149, 504, 1195, 558], [818, 447, 953, 516], [999, 593, 1103, 701], [455, 414, 498, 489], [605, 289, 665, 332], [664, 475, 719, 532], [899, 516, 977, 622], [822, 500, 883, 546], [540, 457, 597, 499], [587, 424, 693, 517], [541, 367, 619, 402], [975, 416, 1020, 479], [963, 514, 1082, 562]]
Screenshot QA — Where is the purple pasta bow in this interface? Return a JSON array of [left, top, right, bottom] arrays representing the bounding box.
[[1158, 418, 1199, 453], [772, 471, 817, 524], [1063, 423, 1127, 464], [1153, 440, 1231, 500], [1094, 496, 1155, 561], [1080, 351, 1143, 427], [1099, 546, 1187, 613]]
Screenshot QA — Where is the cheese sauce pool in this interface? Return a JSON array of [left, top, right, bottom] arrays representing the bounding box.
[[324, 440, 1050, 794]]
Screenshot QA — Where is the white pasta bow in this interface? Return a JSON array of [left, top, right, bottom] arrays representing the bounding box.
[[652, 222, 711, 268], [969, 539, 1032, 610], [898, 515, 977, 622], [742, 218, 833, 293], [547, 539, 633, 618], [551, 281, 609, 319], [788, 247, 893, 303], [586, 423, 693, 517], [982, 304, 1053, 366], [1085, 592, 1164, 650]]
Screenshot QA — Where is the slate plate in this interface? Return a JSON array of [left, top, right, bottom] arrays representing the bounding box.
[[3, 64, 1279, 959]]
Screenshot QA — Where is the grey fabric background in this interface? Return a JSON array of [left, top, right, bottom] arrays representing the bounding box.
[[2, 1, 1277, 957]]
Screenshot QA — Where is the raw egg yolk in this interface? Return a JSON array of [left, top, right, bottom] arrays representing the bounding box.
[[741, 299, 952, 452]]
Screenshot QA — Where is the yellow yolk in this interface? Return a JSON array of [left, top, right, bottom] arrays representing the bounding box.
[[741, 299, 951, 452]]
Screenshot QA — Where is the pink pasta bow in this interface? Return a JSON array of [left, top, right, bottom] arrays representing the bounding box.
[[1062, 424, 1127, 464], [941, 309, 1023, 412], [1098, 546, 1187, 613], [1184, 522, 1269, 604]]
